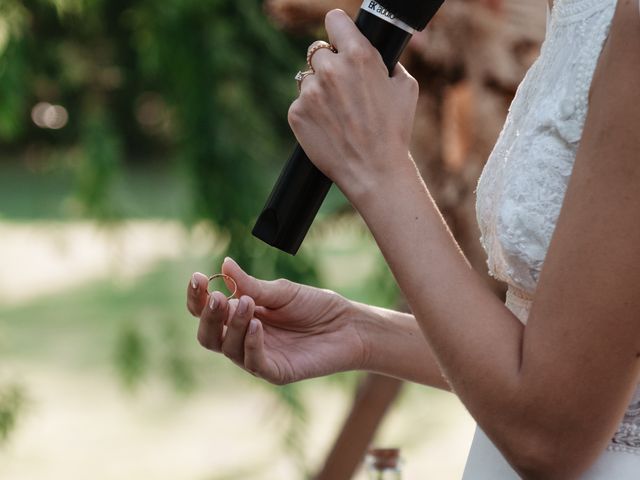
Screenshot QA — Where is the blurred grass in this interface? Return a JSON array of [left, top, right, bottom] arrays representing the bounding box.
[[0, 220, 388, 382], [0, 158, 392, 399], [0, 222, 474, 480], [0, 161, 191, 220], [0, 220, 406, 478], [0, 257, 199, 371], [0, 164, 474, 478]]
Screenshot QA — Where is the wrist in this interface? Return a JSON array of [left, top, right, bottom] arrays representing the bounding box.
[[345, 300, 450, 389], [343, 152, 420, 208], [341, 148, 417, 207], [346, 300, 391, 373]]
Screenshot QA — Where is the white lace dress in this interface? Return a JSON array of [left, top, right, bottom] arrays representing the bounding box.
[[464, 0, 640, 477]]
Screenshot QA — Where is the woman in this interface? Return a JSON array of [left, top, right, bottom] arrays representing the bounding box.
[[187, 0, 640, 477]]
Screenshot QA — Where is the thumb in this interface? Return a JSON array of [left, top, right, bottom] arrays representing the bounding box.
[[221, 257, 299, 309]]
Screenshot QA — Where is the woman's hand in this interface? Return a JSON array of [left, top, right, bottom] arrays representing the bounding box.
[[186, 257, 367, 385], [288, 9, 419, 202]]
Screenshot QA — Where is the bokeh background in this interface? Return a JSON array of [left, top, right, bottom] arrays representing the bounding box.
[[0, 0, 545, 478]]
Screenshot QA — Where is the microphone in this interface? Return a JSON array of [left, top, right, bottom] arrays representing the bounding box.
[[253, 0, 445, 255]]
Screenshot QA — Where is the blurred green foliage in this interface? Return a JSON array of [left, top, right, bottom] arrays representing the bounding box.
[[0, 384, 26, 444], [114, 323, 148, 391], [0, 0, 402, 472], [0, 0, 320, 270]]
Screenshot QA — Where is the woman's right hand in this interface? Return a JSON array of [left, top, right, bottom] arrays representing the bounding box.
[[186, 257, 368, 385]]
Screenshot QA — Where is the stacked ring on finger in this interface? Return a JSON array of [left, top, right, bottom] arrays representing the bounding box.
[[294, 41, 337, 93], [306, 40, 337, 70], [294, 69, 315, 93]]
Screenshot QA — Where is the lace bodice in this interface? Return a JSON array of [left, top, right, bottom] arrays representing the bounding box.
[[476, 0, 616, 298], [474, 0, 640, 457]]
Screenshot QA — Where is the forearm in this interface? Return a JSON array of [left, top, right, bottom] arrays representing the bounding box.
[[347, 156, 534, 464], [350, 299, 451, 391]]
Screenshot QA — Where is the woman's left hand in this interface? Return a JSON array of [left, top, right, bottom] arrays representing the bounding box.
[[288, 9, 420, 202]]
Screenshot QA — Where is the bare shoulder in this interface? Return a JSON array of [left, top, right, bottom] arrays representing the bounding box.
[[517, 0, 640, 472]]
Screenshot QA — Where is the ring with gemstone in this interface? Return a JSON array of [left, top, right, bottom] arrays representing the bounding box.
[[208, 273, 238, 300], [306, 40, 337, 69], [295, 69, 315, 93]]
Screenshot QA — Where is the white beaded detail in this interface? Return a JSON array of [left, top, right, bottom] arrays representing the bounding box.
[[475, 0, 640, 455]]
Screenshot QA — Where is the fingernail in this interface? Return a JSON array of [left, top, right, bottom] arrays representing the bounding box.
[[209, 294, 217, 310], [237, 296, 248, 315], [191, 274, 198, 289], [248, 319, 259, 335]]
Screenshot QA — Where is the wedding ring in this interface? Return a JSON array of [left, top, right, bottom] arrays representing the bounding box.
[[295, 69, 314, 93], [306, 40, 337, 69], [208, 273, 238, 300]]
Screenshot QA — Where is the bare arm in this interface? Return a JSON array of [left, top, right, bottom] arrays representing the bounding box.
[[289, 3, 640, 478], [351, 300, 451, 390], [350, 3, 640, 478]]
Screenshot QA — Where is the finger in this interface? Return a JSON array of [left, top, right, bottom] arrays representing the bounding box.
[[187, 272, 209, 317], [221, 257, 300, 309], [221, 295, 255, 364], [225, 298, 239, 326], [308, 44, 337, 72], [244, 319, 281, 383], [196, 291, 229, 352], [299, 71, 318, 95], [324, 9, 371, 56]]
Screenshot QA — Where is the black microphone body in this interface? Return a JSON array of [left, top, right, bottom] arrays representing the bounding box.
[[253, 1, 444, 255]]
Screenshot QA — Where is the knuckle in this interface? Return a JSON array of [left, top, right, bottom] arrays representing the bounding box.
[[273, 278, 296, 293], [228, 310, 243, 329], [303, 82, 322, 103], [321, 288, 342, 303], [197, 330, 216, 351], [221, 343, 233, 359], [319, 63, 338, 83], [322, 288, 346, 309], [288, 101, 303, 128], [346, 42, 372, 63], [271, 376, 289, 386], [407, 75, 419, 95], [244, 358, 259, 375]]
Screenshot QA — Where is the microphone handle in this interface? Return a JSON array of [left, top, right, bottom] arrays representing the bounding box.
[[252, 9, 413, 255]]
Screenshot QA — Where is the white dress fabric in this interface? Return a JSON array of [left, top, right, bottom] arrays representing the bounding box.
[[465, 0, 640, 477]]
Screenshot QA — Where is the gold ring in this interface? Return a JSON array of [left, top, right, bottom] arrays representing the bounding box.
[[208, 274, 238, 300], [295, 69, 314, 93], [306, 40, 337, 69]]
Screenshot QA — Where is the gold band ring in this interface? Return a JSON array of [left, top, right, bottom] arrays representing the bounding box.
[[306, 40, 337, 69], [208, 274, 238, 300], [295, 69, 314, 93]]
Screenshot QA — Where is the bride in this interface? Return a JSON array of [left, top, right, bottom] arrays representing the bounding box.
[[187, 0, 640, 477]]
